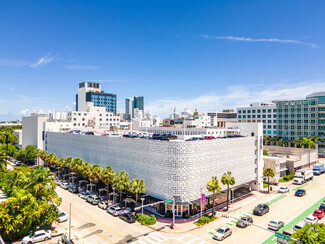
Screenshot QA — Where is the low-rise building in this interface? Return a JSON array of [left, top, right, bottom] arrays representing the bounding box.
[[263, 146, 319, 178]]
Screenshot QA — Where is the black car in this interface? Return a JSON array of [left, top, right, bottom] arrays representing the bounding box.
[[295, 189, 306, 197], [119, 213, 136, 223], [253, 204, 269, 216], [68, 185, 78, 193], [236, 216, 253, 228], [319, 203, 325, 212]]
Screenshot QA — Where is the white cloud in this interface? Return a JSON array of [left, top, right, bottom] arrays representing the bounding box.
[[30, 53, 58, 68], [20, 108, 29, 115], [146, 80, 325, 117], [7, 86, 15, 92], [198, 35, 318, 48], [66, 65, 99, 70], [0, 58, 30, 67]]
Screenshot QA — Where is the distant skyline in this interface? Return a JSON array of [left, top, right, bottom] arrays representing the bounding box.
[[1, 0, 325, 120]]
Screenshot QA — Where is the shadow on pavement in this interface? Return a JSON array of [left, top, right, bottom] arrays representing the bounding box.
[[80, 229, 103, 239], [77, 222, 96, 230], [115, 234, 136, 244]]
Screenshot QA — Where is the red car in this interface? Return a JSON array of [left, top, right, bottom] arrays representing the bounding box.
[[312, 209, 325, 219]]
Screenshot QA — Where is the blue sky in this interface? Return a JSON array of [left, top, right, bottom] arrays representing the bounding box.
[[1, 0, 325, 120]]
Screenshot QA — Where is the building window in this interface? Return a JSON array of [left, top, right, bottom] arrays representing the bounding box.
[[257, 109, 261, 113]]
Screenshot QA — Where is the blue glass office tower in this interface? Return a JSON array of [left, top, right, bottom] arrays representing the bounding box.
[[76, 82, 117, 114]]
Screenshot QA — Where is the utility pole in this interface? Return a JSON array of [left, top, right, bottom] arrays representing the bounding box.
[[69, 203, 72, 241], [200, 187, 203, 218], [172, 196, 175, 227]]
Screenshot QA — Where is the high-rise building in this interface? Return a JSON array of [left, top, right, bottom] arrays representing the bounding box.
[[275, 92, 325, 151], [208, 109, 237, 128], [237, 102, 276, 136], [76, 82, 116, 114], [125, 96, 144, 120]]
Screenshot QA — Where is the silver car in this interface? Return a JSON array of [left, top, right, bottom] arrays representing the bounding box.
[[213, 226, 232, 241], [107, 206, 122, 216], [293, 221, 306, 231]]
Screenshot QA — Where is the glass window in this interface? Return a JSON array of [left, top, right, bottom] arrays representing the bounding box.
[[262, 109, 266, 113], [257, 110, 261, 113], [247, 110, 251, 113]]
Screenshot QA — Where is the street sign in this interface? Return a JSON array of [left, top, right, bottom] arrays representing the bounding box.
[[275, 232, 290, 241], [165, 199, 173, 204]]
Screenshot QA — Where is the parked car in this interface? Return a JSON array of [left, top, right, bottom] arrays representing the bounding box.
[[59, 181, 67, 187], [87, 195, 101, 205], [213, 226, 232, 241], [313, 209, 325, 219], [99, 195, 108, 201], [253, 204, 269, 216], [277, 229, 295, 244], [79, 191, 91, 199], [278, 186, 289, 193], [98, 201, 109, 210], [319, 203, 325, 212], [22, 230, 52, 244], [119, 213, 136, 223], [268, 220, 285, 231], [236, 216, 253, 228], [60, 182, 69, 190], [68, 185, 78, 193], [293, 221, 306, 231], [107, 206, 122, 216], [304, 215, 318, 224], [57, 212, 68, 223], [295, 189, 306, 197], [121, 207, 132, 214]]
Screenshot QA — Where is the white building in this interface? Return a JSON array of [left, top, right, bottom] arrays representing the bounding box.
[[207, 110, 237, 127], [22, 113, 48, 149], [49, 110, 67, 121], [45, 122, 263, 217], [67, 102, 120, 130], [77, 82, 101, 111], [237, 102, 277, 137]]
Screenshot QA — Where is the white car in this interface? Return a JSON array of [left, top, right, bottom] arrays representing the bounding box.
[[304, 215, 318, 224], [293, 221, 306, 231], [107, 206, 122, 216], [22, 230, 52, 244], [57, 212, 68, 222], [278, 186, 289, 193], [213, 226, 232, 241], [268, 220, 284, 231]]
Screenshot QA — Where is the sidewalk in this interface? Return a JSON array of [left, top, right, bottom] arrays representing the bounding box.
[[147, 182, 294, 233]]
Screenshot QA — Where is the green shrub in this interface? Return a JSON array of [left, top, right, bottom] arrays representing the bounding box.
[[135, 214, 157, 225], [280, 173, 295, 182], [195, 216, 216, 226]]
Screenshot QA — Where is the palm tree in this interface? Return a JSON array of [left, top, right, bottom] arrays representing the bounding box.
[[0, 128, 18, 157], [88, 164, 102, 193], [277, 138, 285, 147], [271, 136, 278, 146], [206, 176, 221, 217], [0, 152, 7, 172], [112, 171, 130, 204], [310, 135, 320, 144], [101, 166, 115, 200], [301, 137, 315, 149], [221, 172, 235, 211], [293, 137, 303, 148], [263, 168, 275, 193], [129, 179, 145, 206], [45, 153, 58, 168]]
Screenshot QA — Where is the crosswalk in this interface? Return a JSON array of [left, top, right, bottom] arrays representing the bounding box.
[[132, 233, 210, 244]]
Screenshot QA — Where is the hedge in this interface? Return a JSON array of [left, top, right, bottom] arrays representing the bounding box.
[[195, 216, 216, 226], [135, 214, 157, 225]]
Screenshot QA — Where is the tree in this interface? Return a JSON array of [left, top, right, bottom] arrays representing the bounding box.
[[263, 168, 274, 193], [101, 166, 115, 201], [301, 137, 315, 149], [0, 152, 7, 172], [263, 149, 269, 155], [278, 138, 285, 146], [88, 164, 102, 192], [290, 223, 325, 243], [293, 137, 303, 148], [310, 136, 320, 144], [206, 176, 221, 217], [221, 172, 235, 211], [129, 179, 145, 206], [0, 144, 17, 156], [271, 136, 278, 146], [0, 128, 17, 157], [112, 171, 130, 204]]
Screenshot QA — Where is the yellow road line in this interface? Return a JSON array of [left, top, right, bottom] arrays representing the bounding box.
[[86, 214, 125, 238]]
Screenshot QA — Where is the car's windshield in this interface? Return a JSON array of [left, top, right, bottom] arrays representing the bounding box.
[[270, 221, 277, 225], [216, 229, 224, 234], [29, 232, 35, 238], [295, 225, 302, 229], [59, 213, 65, 217], [306, 217, 313, 221], [280, 187, 286, 190]]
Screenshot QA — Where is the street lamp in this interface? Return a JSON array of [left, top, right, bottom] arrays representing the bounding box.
[[112, 187, 115, 204], [141, 197, 145, 214]]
